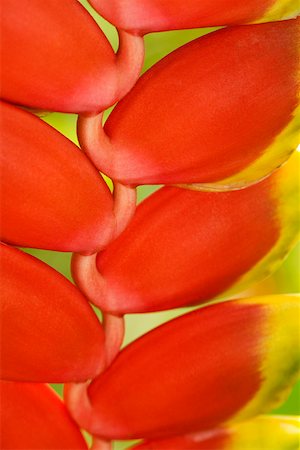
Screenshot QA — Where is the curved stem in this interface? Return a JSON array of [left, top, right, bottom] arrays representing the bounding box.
[[91, 437, 112, 450], [72, 252, 107, 310], [103, 312, 125, 366], [116, 29, 145, 100], [78, 113, 137, 235], [77, 112, 115, 176], [64, 381, 94, 432], [113, 182, 137, 237]]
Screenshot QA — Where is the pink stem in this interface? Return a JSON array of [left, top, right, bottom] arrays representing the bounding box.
[[72, 252, 107, 310], [103, 312, 125, 366], [64, 313, 125, 446], [77, 28, 144, 176], [68, 29, 142, 449], [77, 112, 114, 177], [113, 182, 137, 237], [116, 29, 144, 100], [77, 112, 137, 234], [91, 437, 112, 450]]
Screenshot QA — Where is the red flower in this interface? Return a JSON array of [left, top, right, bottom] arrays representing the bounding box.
[[0, 101, 116, 253], [78, 18, 300, 190], [0, 0, 144, 113], [0, 2, 299, 449], [65, 295, 300, 440], [1, 381, 87, 449], [88, 0, 300, 34], [72, 152, 299, 313], [0, 244, 106, 382]]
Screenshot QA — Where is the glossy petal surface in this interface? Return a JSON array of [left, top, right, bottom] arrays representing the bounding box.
[[0, 244, 105, 382], [100, 20, 299, 189], [84, 296, 300, 439], [132, 416, 300, 449], [89, 0, 299, 34], [0, 0, 121, 112], [0, 102, 114, 252], [74, 153, 299, 313], [0, 381, 87, 449]]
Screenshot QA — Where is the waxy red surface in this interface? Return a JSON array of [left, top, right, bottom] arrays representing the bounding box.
[[87, 302, 264, 439], [0, 244, 105, 382], [103, 20, 299, 185], [0, 381, 87, 449], [131, 432, 230, 450], [0, 102, 114, 252], [95, 180, 279, 313], [89, 0, 278, 34], [1, 0, 119, 112]]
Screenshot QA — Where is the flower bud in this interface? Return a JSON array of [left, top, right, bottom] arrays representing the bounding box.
[[88, 0, 299, 34], [80, 19, 300, 190], [0, 0, 143, 113], [0, 244, 105, 382], [71, 295, 300, 440], [73, 152, 299, 313], [1, 381, 87, 449], [0, 102, 115, 253]]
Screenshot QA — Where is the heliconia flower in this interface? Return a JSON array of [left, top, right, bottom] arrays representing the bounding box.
[[72, 151, 300, 314], [0, 243, 106, 383], [0, 101, 133, 253], [130, 416, 300, 450], [88, 0, 300, 34], [1, 381, 87, 449], [78, 19, 300, 190], [65, 295, 300, 440], [0, 0, 144, 113]]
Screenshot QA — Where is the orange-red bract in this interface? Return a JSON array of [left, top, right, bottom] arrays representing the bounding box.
[[65, 296, 300, 440], [88, 0, 299, 34], [0, 244, 105, 382], [72, 154, 299, 313], [80, 19, 300, 189], [0, 0, 143, 113], [130, 416, 300, 450], [0, 102, 115, 253], [0, 381, 87, 449]]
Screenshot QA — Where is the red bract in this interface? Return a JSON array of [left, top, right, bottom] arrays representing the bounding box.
[[72, 152, 299, 314], [0, 0, 144, 113], [131, 416, 300, 449], [0, 244, 105, 382], [0, 381, 87, 449], [88, 0, 299, 34], [65, 295, 300, 440], [79, 19, 300, 190], [0, 102, 116, 253]]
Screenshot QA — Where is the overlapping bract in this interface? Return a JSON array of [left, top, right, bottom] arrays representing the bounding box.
[[73, 152, 300, 314], [67, 295, 299, 440], [0, 1, 299, 448], [0, 101, 116, 253], [0, 381, 87, 449], [131, 416, 300, 449], [0, 0, 143, 113], [80, 18, 300, 190], [88, 0, 300, 34], [0, 244, 105, 382]]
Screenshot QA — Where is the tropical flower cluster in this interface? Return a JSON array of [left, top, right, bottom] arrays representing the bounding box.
[[0, 0, 300, 449]]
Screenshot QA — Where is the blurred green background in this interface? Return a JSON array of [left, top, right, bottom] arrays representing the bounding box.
[[23, 1, 300, 447]]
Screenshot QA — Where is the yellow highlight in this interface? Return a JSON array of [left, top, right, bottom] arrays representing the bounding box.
[[226, 415, 300, 450], [182, 103, 300, 192], [255, 0, 300, 23], [224, 150, 300, 298], [228, 295, 300, 425]]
